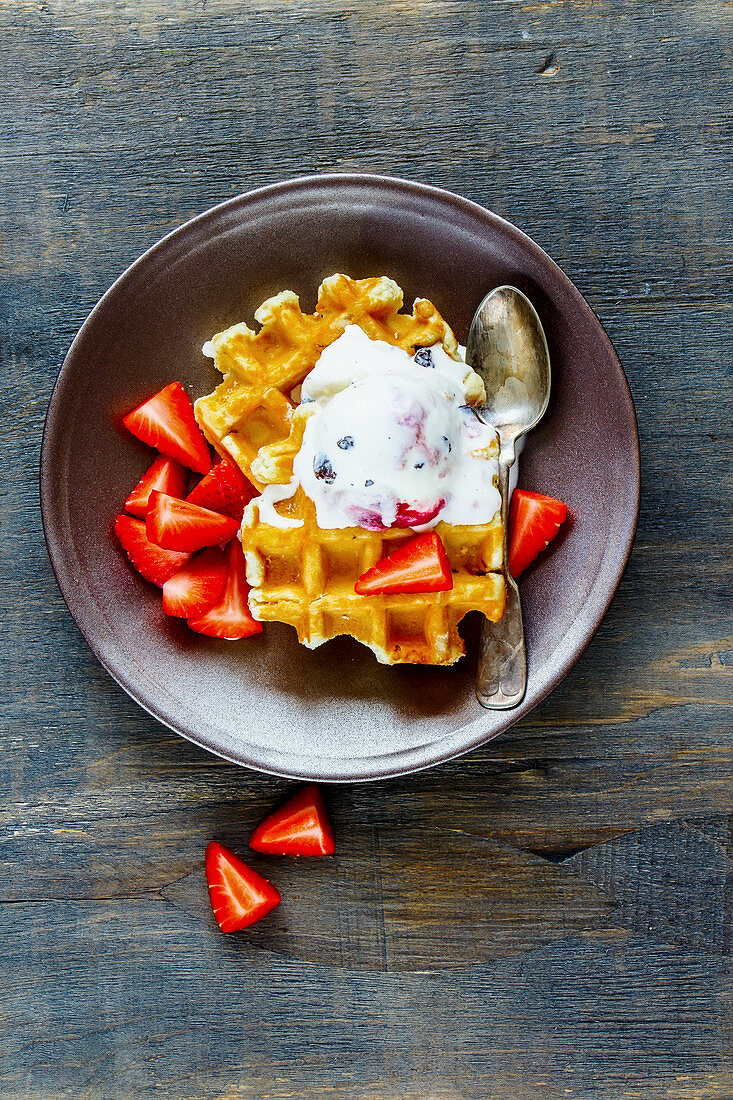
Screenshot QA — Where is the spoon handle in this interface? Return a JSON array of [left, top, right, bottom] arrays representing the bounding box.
[[475, 442, 527, 709]]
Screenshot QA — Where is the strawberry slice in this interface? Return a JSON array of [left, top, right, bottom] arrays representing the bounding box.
[[162, 547, 229, 617], [205, 841, 280, 933], [186, 457, 256, 521], [508, 489, 568, 578], [147, 491, 240, 553], [249, 785, 336, 857], [187, 539, 263, 639], [355, 532, 453, 595], [114, 513, 191, 587], [123, 382, 212, 474], [124, 455, 188, 519]]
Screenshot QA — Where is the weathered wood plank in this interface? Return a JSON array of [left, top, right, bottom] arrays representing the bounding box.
[[2, 900, 731, 1100], [160, 827, 617, 970], [1, 0, 731, 1096]]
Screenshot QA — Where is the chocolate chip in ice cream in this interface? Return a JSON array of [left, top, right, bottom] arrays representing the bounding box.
[[313, 453, 337, 483]]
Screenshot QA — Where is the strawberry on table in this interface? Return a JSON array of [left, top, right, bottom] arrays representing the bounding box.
[[508, 489, 568, 578], [124, 455, 188, 519], [187, 457, 255, 521], [187, 539, 262, 639], [114, 514, 191, 587], [162, 547, 229, 617], [147, 491, 240, 553], [355, 531, 453, 595], [205, 841, 280, 933], [123, 381, 212, 474], [250, 785, 336, 857]]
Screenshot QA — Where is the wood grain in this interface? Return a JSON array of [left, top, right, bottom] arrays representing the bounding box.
[[1, 0, 731, 1096], [162, 827, 617, 970]]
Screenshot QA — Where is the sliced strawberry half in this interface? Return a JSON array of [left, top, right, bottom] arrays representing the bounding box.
[[187, 539, 262, 639], [205, 841, 280, 933], [508, 489, 568, 578], [114, 514, 191, 587], [162, 547, 229, 617], [147, 491, 240, 553], [124, 455, 188, 519], [355, 532, 453, 595], [186, 457, 256, 521], [249, 785, 336, 857], [123, 381, 212, 474]]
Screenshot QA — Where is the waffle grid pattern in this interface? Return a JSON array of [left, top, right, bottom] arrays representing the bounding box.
[[243, 490, 504, 666]]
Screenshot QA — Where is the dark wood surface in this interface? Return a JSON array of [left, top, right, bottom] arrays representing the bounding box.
[[2, 1, 731, 1097]]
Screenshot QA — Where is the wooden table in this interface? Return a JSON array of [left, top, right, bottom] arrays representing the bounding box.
[[3, 2, 731, 1097]]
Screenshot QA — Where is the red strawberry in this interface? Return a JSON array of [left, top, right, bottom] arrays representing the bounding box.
[[162, 547, 229, 617], [186, 457, 256, 521], [147, 491, 240, 553], [124, 455, 188, 519], [114, 514, 191, 587], [187, 539, 262, 639], [508, 489, 568, 578], [250, 784, 336, 857], [205, 842, 280, 933], [355, 532, 453, 595], [123, 382, 212, 474]]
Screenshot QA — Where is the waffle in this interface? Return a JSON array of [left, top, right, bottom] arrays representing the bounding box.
[[197, 274, 505, 666]]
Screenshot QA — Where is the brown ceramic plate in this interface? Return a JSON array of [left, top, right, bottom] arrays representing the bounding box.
[[41, 174, 639, 781]]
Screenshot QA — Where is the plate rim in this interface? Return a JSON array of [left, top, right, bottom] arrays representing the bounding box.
[[40, 171, 641, 782]]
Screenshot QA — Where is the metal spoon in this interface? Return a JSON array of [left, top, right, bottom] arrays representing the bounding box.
[[465, 286, 551, 709]]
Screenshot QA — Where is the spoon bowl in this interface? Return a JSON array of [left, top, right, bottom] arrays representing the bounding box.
[[468, 286, 551, 437]]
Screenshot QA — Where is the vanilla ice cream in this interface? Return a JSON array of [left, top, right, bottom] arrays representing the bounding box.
[[257, 325, 501, 531]]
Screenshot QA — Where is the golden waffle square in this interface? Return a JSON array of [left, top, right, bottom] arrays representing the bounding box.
[[196, 274, 505, 666], [243, 488, 504, 665]]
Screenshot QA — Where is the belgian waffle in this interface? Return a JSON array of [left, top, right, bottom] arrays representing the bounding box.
[[196, 274, 505, 666]]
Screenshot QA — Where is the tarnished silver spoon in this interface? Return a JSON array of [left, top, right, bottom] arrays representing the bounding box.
[[466, 286, 551, 709]]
